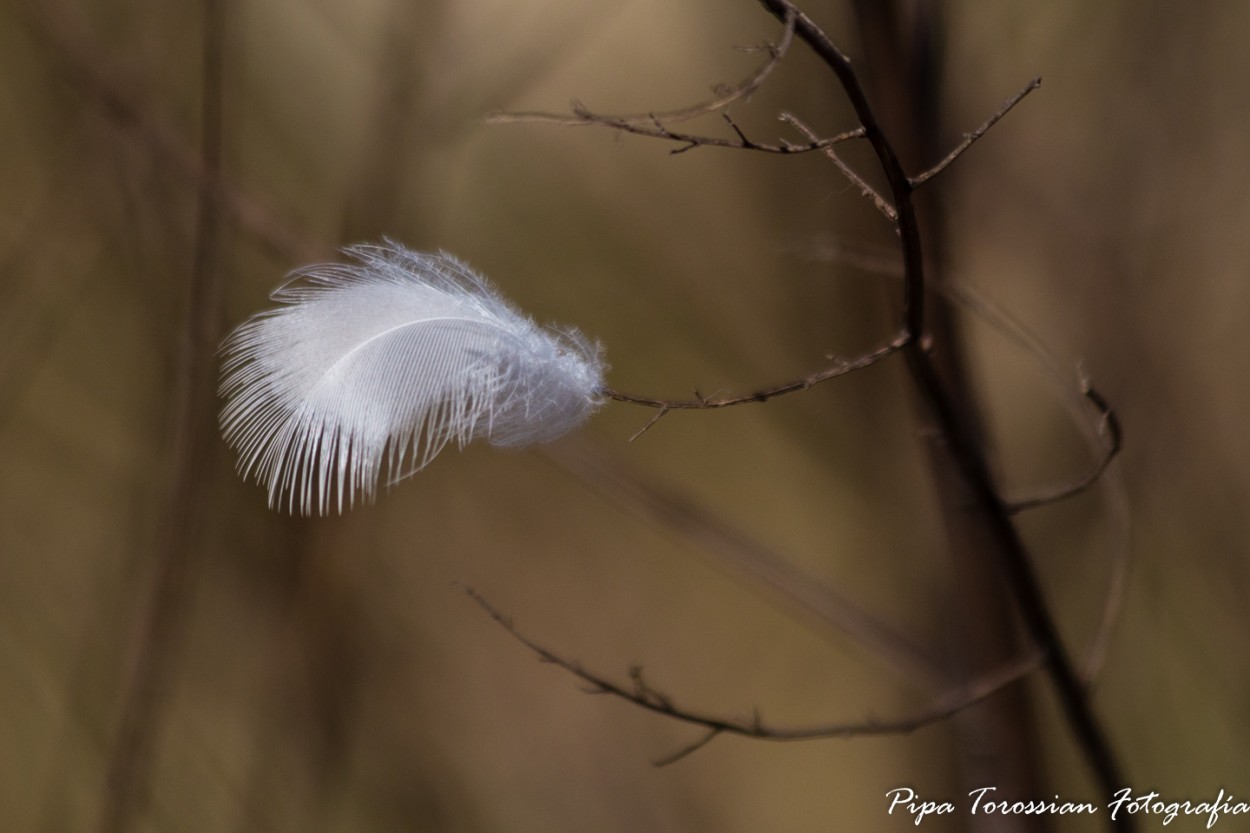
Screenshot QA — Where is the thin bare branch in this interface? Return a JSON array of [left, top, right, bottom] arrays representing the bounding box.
[[462, 585, 1040, 764], [779, 111, 896, 221], [651, 728, 722, 766], [626, 406, 670, 442], [486, 12, 868, 158], [541, 105, 863, 156], [604, 329, 908, 411], [910, 77, 1043, 189], [1007, 378, 1123, 514], [487, 10, 797, 129]]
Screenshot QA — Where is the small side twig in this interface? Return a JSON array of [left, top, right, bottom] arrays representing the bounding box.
[[1007, 377, 1123, 514], [780, 111, 896, 221], [626, 406, 670, 442], [461, 585, 1041, 765], [909, 77, 1042, 189]]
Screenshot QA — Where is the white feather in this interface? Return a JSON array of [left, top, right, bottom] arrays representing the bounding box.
[[219, 242, 605, 515]]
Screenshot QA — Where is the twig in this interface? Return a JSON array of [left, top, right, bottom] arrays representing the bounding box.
[[651, 728, 722, 766], [487, 12, 867, 159], [603, 329, 908, 411], [461, 585, 1040, 764], [909, 77, 1042, 189], [486, 10, 797, 129], [780, 111, 896, 221], [626, 406, 670, 442], [1007, 378, 1123, 513], [546, 105, 863, 156]]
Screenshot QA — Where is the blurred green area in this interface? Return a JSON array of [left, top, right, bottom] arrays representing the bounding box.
[[1, 1, 1247, 831]]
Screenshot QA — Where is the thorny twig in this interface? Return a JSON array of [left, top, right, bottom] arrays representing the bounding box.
[[461, 585, 1041, 765]]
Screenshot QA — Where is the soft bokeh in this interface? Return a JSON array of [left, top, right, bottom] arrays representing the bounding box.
[[2, 1, 1247, 831]]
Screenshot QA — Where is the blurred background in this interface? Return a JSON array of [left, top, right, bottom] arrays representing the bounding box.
[[2, 0, 1247, 830]]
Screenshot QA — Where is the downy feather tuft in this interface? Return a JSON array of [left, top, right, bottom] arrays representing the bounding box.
[[219, 242, 605, 514]]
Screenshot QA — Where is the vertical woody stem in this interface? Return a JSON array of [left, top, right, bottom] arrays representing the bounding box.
[[753, 1, 1131, 824]]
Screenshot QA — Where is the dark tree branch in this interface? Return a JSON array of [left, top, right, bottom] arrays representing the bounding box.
[[795, 246, 1130, 522], [753, 1, 1131, 823], [753, 0, 926, 339], [461, 585, 1041, 765]]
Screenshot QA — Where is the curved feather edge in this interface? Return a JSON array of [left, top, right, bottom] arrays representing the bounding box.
[[219, 242, 605, 514]]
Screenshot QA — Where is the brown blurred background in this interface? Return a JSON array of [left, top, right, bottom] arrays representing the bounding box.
[[1, 1, 1247, 831]]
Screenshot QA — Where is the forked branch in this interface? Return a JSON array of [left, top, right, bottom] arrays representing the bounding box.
[[487, 12, 863, 158], [546, 107, 863, 156], [488, 10, 796, 129]]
